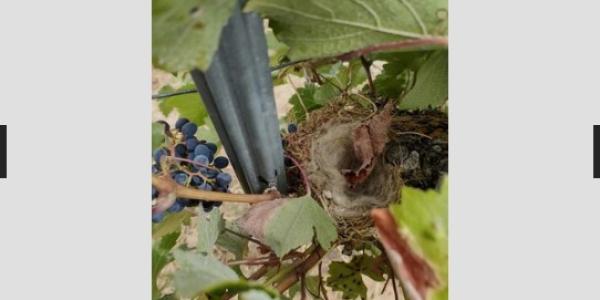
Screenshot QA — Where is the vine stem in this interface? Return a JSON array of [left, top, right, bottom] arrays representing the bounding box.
[[336, 37, 448, 61], [360, 56, 376, 96], [274, 247, 327, 293], [152, 175, 279, 204]]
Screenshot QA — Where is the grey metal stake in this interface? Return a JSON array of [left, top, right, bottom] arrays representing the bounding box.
[[191, 0, 287, 194]]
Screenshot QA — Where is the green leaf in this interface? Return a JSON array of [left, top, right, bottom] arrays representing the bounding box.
[[152, 231, 180, 300], [216, 223, 249, 259], [317, 60, 367, 90], [173, 250, 239, 298], [399, 50, 448, 110], [197, 207, 224, 255], [152, 122, 166, 152], [158, 84, 208, 126], [313, 82, 340, 105], [325, 254, 389, 299], [196, 117, 221, 146], [153, 210, 194, 240], [304, 276, 321, 298], [245, 0, 448, 60], [158, 231, 180, 251], [264, 195, 337, 257], [266, 29, 290, 66], [153, 0, 237, 72], [326, 260, 367, 299], [240, 290, 278, 300], [337, 60, 368, 89], [390, 176, 448, 300], [372, 51, 429, 99], [206, 280, 280, 299], [288, 84, 320, 122]]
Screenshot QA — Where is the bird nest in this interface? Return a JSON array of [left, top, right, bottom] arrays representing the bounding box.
[[285, 94, 448, 246], [285, 96, 401, 244]]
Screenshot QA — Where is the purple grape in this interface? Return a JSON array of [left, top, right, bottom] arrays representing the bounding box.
[[174, 144, 187, 158], [205, 143, 217, 153], [153, 148, 169, 163], [193, 155, 209, 168], [216, 173, 232, 188], [213, 156, 229, 169], [288, 123, 298, 133], [152, 212, 164, 223], [185, 137, 199, 152], [174, 173, 188, 185], [181, 122, 198, 138], [194, 144, 211, 158], [175, 118, 189, 131]]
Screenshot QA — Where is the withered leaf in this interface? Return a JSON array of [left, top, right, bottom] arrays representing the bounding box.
[[371, 208, 438, 300], [342, 102, 394, 187]]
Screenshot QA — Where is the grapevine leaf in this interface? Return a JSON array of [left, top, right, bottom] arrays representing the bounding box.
[[266, 29, 290, 66], [245, 0, 448, 60], [313, 82, 340, 104], [317, 60, 367, 90], [237, 196, 337, 257], [265, 196, 337, 257], [152, 231, 180, 300], [389, 176, 448, 300], [152, 210, 194, 240], [337, 60, 368, 89], [153, 0, 237, 72], [196, 117, 221, 146], [326, 260, 367, 299], [197, 207, 224, 255], [216, 222, 248, 259], [371, 51, 425, 98], [158, 231, 180, 251], [152, 122, 166, 151], [206, 281, 280, 299], [288, 84, 319, 122], [173, 250, 239, 298], [240, 290, 277, 300], [304, 276, 321, 298], [325, 254, 389, 300], [158, 84, 208, 126], [399, 50, 448, 110]]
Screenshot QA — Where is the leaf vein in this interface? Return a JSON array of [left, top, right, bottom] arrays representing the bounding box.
[[351, 0, 381, 28], [251, 1, 425, 39]]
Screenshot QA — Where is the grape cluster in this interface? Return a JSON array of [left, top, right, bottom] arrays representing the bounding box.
[[152, 118, 233, 223]]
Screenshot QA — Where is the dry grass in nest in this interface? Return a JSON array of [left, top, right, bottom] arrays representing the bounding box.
[[284, 94, 398, 244]]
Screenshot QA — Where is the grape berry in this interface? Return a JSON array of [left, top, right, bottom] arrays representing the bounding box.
[[152, 118, 233, 222]]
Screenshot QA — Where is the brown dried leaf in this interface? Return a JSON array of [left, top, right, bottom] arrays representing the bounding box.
[[371, 208, 438, 300], [342, 102, 394, 187], [236, 198, 287, 241]]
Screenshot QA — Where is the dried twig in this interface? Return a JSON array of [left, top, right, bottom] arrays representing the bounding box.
[[152, 175, 278, 204]]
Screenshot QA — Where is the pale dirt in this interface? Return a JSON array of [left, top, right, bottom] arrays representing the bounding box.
[[152, 68, 397, 299]]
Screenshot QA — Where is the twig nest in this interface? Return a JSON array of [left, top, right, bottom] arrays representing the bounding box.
[[307, 120, 402, 242]]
